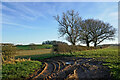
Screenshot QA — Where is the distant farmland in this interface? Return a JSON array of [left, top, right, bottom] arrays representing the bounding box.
[[15, 44, 52, 56], [16, 44, 53, 50], [16, 49, 52, 56]]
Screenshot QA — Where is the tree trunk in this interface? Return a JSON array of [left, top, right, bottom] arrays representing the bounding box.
[[94, 42, 97, 47], [87, 43, 89, 47], [72, 42, 76, 45], [86, 41, 89, 47]]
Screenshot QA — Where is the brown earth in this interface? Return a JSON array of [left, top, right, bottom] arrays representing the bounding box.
[[28, 56, 112, 80]]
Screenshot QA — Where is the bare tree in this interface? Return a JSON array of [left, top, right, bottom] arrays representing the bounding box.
[[54, 10, 82, 45], [85, 19, 116, 47], [79, 20, 94, 47]]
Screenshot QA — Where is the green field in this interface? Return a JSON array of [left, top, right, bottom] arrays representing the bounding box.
[[70, 46, 119, 79], [15, 53, 68, 60], [2, 61, 44, 79], [16, 44, 53, 50]]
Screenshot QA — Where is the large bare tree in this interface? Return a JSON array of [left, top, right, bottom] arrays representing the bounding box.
[[54, 10, 82, 45], [79, 19, 94, 47], [85, 19, 116, 47]]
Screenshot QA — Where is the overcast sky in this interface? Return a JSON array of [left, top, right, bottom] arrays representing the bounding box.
[[1, 2, 118, 45]]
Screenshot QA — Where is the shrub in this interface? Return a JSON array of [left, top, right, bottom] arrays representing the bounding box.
[[52, 43, 108, 54], [2, 43, 17, 61], [52, 44, 89, 53]]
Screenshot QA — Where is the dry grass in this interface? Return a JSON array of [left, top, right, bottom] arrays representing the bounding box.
[[15, 49, 52, 56], [3, 58, 31, 64]]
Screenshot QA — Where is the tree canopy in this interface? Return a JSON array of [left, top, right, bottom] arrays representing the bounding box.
[[54, 10, 82, 45], [54, 10, 116, 47]]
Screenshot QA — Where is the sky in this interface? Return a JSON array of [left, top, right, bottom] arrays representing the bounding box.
[[1, 2, 118, 45]]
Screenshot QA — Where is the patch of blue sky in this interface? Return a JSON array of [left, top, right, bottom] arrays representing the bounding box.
[[1, 2, 118, 45]]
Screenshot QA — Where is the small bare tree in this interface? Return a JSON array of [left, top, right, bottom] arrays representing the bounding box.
[[54, 10, 82, 45]]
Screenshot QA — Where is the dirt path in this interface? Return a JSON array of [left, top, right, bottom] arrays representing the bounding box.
[[29, 56, 112, 80]]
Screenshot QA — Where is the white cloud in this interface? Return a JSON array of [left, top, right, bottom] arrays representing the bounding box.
[[2, 21, 37, 29], [2, 4, 16, 12], [2, 3, 47, 21], [94, 5, 118, 28], [15, 3, 47, 19]]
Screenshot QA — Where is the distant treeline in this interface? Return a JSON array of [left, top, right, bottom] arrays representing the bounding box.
[[42, 40, 68, 45], [99, 44, 120, 46]]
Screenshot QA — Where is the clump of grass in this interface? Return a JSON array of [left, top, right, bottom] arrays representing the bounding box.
[[3, 58, 31, 64]]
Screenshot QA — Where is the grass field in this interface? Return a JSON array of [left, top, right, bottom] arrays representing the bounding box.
[[70, 46, 120, 79], [15, 53, 69, 60], [2, 61, 44, 79], [16, 49, 52, 56], [16, 44, 53, 50]]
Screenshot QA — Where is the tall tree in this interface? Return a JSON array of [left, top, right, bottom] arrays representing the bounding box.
[[85, 19, 116, 47], [54, 10, 82, 45]]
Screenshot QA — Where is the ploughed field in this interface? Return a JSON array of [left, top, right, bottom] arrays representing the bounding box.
[[29, 56, 111, 80]]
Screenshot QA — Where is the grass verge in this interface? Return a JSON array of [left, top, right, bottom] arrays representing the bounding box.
[[2, 61, 43, 79]]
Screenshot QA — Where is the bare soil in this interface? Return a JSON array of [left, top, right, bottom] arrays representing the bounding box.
[[29, 56, 112, 80]]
